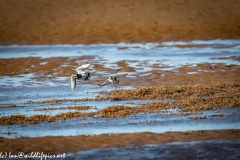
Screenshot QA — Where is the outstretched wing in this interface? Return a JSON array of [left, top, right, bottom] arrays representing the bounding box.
[[99, 79, 110, 86], [71, 75, 77, 91], [76, 64, 91, 74]]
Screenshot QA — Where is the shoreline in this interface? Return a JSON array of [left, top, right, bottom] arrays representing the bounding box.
[[1, 37, 240, 46], [0, 37, 240, 46]]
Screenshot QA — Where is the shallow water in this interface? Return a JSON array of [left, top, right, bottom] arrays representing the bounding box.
[[0, 39, 240, 138], [0, 39, 240, 87], [0, 41, 238, 79], [1, 105, 240, 138], [66, 139, 240, 160]]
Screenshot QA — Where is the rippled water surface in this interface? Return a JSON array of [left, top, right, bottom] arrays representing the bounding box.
[[66, 139, 240, 160]]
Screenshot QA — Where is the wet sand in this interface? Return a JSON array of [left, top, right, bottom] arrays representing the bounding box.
[[1, 0, 240, 45], [0, 130, 239, 154], [0, 56, 240, 86], [0, 43, 240, 158]]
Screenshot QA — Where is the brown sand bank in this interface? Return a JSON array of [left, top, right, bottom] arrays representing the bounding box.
[[0, 130, 239, 154], [1, 0, 240, 45]]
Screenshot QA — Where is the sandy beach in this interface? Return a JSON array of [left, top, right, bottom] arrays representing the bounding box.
[[0, 0, 240, 45]]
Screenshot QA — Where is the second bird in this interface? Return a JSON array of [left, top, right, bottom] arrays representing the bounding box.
[[99, 76, 119, 87]]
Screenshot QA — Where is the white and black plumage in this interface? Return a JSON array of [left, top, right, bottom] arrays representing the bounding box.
[[99, 76, 119, 87], [71, 64, 91, 91], [75, 63, 91, 74]]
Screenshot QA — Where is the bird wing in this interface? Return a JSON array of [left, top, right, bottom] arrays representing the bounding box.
[[113, 81, 119, 87], [99, 79, 110, 86], [76, 64, 91, 74], [71, 75, 77, 91], [114, 77, 119, 86]]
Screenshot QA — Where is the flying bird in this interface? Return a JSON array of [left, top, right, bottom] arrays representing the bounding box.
[[99, 76, 119, 87], [71, 64, 91, 91], [75, 63, 91, 74]]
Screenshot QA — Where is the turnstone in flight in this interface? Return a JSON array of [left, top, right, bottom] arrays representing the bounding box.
[[99, 76, 119, 87], [71, 63, 91, 91]]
